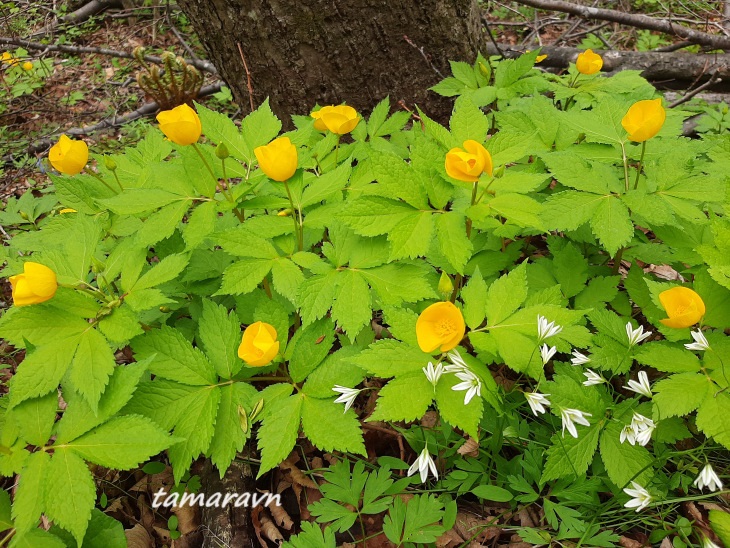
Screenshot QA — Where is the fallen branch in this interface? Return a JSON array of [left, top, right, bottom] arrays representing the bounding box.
[[0, 36, 217, 74], [483, 43, 730, 82], [510, 0, 730, 50], [668, 72, 723, 108]]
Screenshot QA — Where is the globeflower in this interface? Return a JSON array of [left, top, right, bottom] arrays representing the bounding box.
[[444, 140, 493, 182], [659, 286, 705, 329], [238, 321, 279, 367], [416, 301, 465, 353], [156, 103, 202, 145], [22, 61, 33, 71], [254, 136, 298, 182], [311, 105, 360, 134], [575, 49, 603, 75], [1, 52, 18, 66], [621, 98, 666, 142], [49, 135, 89, 176], [9, 262, 58, 307]]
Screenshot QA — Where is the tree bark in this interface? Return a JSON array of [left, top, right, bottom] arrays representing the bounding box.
[[174, 0, 481, 120]]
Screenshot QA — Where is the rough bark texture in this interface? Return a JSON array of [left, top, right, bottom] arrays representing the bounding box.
[[175, 0, 481, 120], [200, 459, 256, 548]]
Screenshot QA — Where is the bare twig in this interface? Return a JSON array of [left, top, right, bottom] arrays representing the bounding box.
[[0, 36, 217, 74], [510, 0, 730, 50], [653, 40, 695, 52], [668, 72, 723, 108], [165, 0, 197, 60], [28, 0, 124, 38], [481, 14, 504, 58], [403, 35, 445, 78], [235, 42, 255, 113]]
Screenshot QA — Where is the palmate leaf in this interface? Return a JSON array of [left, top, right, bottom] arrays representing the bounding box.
[[68, 328, 116, 413], [209, 383, 258, 476], [599, 420, 653, 488], [199, 300, 242, 379], [486, 262, 528, 326], [11, 391, 58, 446], [696, 390, 730, 450]]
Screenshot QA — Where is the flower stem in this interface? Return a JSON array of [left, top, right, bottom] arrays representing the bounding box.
[[283, 180, 303, 251], [191, 142, 220, 194], [111, 170, 124, 192], [334, 134, 341, 164], [221, 157, 245, 222], [633, 141, 646, 190], [83, 168, 117, 194], [620, 142, 630, 193]]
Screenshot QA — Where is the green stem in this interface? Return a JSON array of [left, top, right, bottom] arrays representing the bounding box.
[[221, 158, 245, 222], [334, 134, 341, 164], [191, 142, 220, 193], [612, 248, 625, 274], [84, 168, 117, 194], [283, 180, 303, 251], [633, 140, 646, 190], [450, 181, 480, 303], [620, 142, 630, 193], [111, 170, 124, 192]]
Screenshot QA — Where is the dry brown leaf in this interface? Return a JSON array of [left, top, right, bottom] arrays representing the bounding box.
[[515, 507, 536, 527], [421, 410, 438, 428], [137, 495, 154, 530], [310, 457, 324, 470], [259, 512, 284, 543], [130, 466, 174, 493], [125, 524, 153, 548], [453, 511, 500, 542], [457, 437, 479, 458], [171, 500, 199, 535], [435, 529, 464, 547], [619, 536, 645, 548], [152, 525, 172, 544], [280, 458, 318, 489], [659, 538, 672, 548], [268, 500, 294, 530]]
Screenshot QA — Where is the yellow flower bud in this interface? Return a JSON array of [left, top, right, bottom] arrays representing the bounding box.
[[254, 136, 298, 182], [1, 52, 18, 66], [22, 61, 33, 71], [49, 135, 89, 176], [311, 105, 360, 134], [8, 262, 58, 307], [621, 98, 666, 143], [59, 208, 77, 214], [444, 140, 493, 183], [238, 321, 280, 367], [155, 103, 202, 146], [575, 49, 603, 75], [659, 286, 705, 329], [416, 301, 466, 353]]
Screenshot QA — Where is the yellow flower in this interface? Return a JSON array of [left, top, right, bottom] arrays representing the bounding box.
[[1, 52, 18, 66], [444, 140, 493, 183], [254, 136, 298, 182], [311, 105, 360, 134], [59, 208, 77, 214], [156, 103, 202, 146], [238, 321, 280, 367], [9, 262, 58, 307], [659, 286, 705, 329], [49, 135, 89, 176], [22, 61, 33, 71], [575, 49, 603, 75], [527, 50, 547, 63], [622, 98, 666, 142], [416, 301, 466, 353]]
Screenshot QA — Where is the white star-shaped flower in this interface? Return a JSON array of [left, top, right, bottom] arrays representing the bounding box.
[[620, 424, 636, 445], [702, 536, 721, 548], [452, 369, 482, 405], [560, 408, 592, 438], [582, 369, 606, 386], [626, 322, 652, 347], [624, 370, 653, 399], [525, 392, 551, 416], [444, 349, 468, 373], [332, 385, 361, 413], [537, 315, 562, 343], [540, 344, 557, 365], [694, 463, 723, 492], [685, 330, 711, 352], [570, 350, 591, 366], [623, 481, 652, 512], [407, 446, 438, 483], [422, 361, 444, 387]]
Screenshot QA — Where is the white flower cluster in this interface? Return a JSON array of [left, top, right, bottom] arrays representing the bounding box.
[[620, 413, 655, 447], [445, 350, 482, 405]]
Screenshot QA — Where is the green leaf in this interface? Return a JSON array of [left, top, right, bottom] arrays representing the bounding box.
[[542, 191, 605, 232], [331, 270, 372, 341], [349, 340, 431, 377], [368, 374, 433, 422], [12, 451, 50, 535], [132, 325, 217, 386], [195, 102, 248, 162], [435, 212, 473, 274], [434, 373, 483, 438], [653, 373, 710, 419], [288, 319, 335, 383], [541, 425, 601, 482], [450, 96, 489, 145], [471, 485, 513, 502], [271, 258, 304, 305], [99, 188, 186, 215], [303, 346, 366, 398], [257, 393, 304, 476], [77, 509, 126, 548], [217, 258, 274, 295], [590, 196, 634, 256], [281, 521, 337, 548], [487, 262, 528, 326], [634, 342, 701, 373], [97, 306, 144, 346], [134, 200, 190, 247], [168, 386, 221, 481], [209, 383, 255, 475], [9, 335, 79, 408], [360, 263, 436, 305], [696, 391, 730, 450], [298, 272, 339, 326], [133, 253, 190, 291], [301, 162, 351, 207], [388, 211, 433, 260], [183, 201, 218, 250], [0, 305, 88, 348], [240, 98, 282, 163], [552, 243, 589, 299], [198, 300, 242, 379], [11, 391, 57, 446], [69, 328, 116, 412], [66, 415, 172, 470], [461, 267, 488, 329], [487, 193, 545, 229], [44, 451, 96, 546], [301, 397, 366, 454], [709, 510, 730, 546], [10, 529, 66, 548], [599, 421, 653, 488], [0, 489, 11, 533], [212, 227, 279, 258], [383, 495, 446, 545], [338, 196, 415, 237]]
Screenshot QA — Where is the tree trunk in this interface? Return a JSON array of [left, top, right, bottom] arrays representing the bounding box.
[[175, 0, 481, 121]]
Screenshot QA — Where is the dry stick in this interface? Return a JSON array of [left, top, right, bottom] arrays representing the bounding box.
[[0, 36, 217, 74], [668, 73, 724, 108], [509, 0, 730, 50], [236, 42, 255, 113], [28, 0, 124, 38], [481, 14, 505, 58]]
